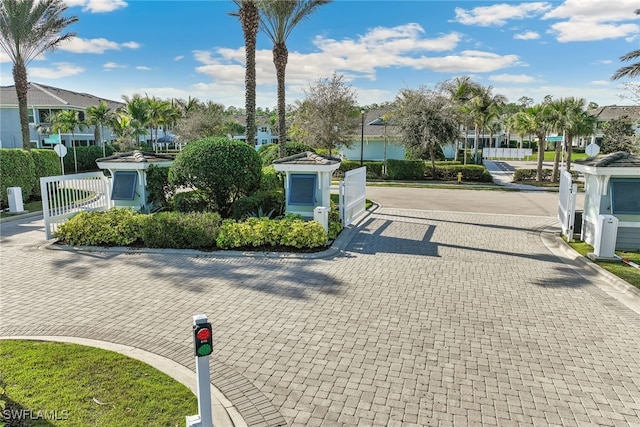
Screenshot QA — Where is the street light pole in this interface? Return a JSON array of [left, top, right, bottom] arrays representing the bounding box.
[[360, 108, 365, 166]]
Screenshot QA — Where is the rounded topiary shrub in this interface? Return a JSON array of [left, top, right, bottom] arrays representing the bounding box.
[[169, 137, 262, 217]]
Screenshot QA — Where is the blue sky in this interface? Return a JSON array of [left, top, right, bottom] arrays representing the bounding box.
[[1, 0, 639, 109]]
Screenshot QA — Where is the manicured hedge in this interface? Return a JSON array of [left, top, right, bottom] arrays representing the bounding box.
[[386, 159, 425, 180], [0, 149, 36, 207], [30, 149, 62, 198], [430, 164, 493, 182], [139, 211, 222, 249], [54, 208, 329, 250], [338, 161, 384, 178], [62, 145, 115, 173]]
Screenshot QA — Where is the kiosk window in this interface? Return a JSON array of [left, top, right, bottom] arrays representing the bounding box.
[[610, 178, 640, 215], [111, 171, 138, 200], [288, 174, 316, 206]]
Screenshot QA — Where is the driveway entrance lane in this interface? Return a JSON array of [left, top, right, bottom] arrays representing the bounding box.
[[1, 210, 640, 426]]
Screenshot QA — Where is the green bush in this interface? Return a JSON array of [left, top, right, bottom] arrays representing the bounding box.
[[431, 164, 493, 182], [259, 165, 283, 191], [139, 211, 221, 249], [216, 215, 328, 249], [259, 142, 316, 165], [513, 169, 552, 181], [54, 208, 143, 246], [172, 190, 214, 213], [386, 159, 425, 180], [0, 149, 36, 207], [63, 145, 115, 173], [337, 161, 384, 178], [169, 137, 261, 217], [230, 188, 284, 219], [145, 164, 174, 210], [30, 149, 62, 198]]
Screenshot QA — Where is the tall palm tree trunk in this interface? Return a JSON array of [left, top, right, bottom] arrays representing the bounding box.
[[536, 133, 545, 182], [13, 62, 31, 150], [240, 1, 259, 147], [274, 42, 288, 158]]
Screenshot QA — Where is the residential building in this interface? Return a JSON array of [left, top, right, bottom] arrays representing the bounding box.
[[0, 82, 123, 149]]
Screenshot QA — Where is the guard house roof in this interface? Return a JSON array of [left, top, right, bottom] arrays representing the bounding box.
[[96, 150, 175, 170], [272, 151, 341, 172], [573, 151, 640, 176]]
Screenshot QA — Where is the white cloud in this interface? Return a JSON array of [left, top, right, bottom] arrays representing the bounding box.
[[174, 55, 185, 62], [543, 0, 640, 42], [60, 37, 140, 54], [514, 31, 540, 40], [29, 62, 85, 78], [591, 80, 609, 86], [453, 2, 552, 27], [548, 21, 639, 42], [193, 23, 522, 92], [64, 0, 127, 13], [136, 66, 152, 71], [104, 62, 127, 70], [489, 73, 536, 83]]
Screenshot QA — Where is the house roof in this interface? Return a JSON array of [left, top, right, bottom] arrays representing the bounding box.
[[273, 151, 341, 166], [0, 82, 123, 110], [587, 105, 640, 122]]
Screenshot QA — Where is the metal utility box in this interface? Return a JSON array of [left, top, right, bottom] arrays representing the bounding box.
[[7, 187, 24, 213], [593, 214, 618, 258]]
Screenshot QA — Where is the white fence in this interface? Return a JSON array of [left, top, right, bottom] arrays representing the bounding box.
[[339, 166, 366, 226], [41, 172, 113, 239], [483, 148, 533, 159], [557, 170, 578, 242]]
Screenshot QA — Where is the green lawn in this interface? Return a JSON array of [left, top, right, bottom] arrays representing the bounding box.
[[0, 340, 197, 427], [0, 200, 42, 219], [523, 151, 589, 162], [567, 241, 640, 289]]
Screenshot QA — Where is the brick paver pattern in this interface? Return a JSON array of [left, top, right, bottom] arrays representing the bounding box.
[[1, 209, 639, 426]]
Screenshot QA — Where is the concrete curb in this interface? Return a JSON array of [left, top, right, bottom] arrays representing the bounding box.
[[0, 211, 42, 223], [540, 227, 640, 315], [0, 335, 247, 427]]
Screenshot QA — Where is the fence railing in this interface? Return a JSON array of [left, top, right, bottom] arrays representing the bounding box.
[[40, 172, 113, 239], [483, 148, 533, 159], [339, 166, 366, 226]]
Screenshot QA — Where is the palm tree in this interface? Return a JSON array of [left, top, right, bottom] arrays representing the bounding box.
[[121, 94, 150, 146], [258, 0, 331, 158], [51, 109, 85, 173], [612, 9, 640, 80], [510, 110, 536, 151], [439, 76, 481, 162], [0, 0, 78, 149], [526, 104, 555, 182], [468, 84, 507, 163], [230, 0, 259, 146], [86, 101, 113, 157]]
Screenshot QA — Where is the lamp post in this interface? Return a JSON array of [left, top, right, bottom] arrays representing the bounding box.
[[360, 108, 365, 166]]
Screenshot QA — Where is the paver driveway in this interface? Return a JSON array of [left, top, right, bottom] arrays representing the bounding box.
[[1, 189, 639, 426]]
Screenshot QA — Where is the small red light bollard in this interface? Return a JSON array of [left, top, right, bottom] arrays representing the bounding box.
[[186, 314, 213, 427]]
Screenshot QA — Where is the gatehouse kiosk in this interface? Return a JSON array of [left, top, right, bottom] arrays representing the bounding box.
[[273, 152, 341, 219], [573, 151, 640, 252], [96, 150, 174, 210]]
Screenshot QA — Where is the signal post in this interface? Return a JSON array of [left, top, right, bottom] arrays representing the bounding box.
[[186, 314, 214, 427]]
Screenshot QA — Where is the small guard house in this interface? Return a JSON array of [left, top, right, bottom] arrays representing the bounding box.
[[96, 150, 174, 210], [272, 152, 341, 218], [573, 151, 640, 251]]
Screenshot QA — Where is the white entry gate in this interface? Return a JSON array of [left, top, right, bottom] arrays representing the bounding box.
[[557, 170, 578, 242], [41, 172, 113, 239], [339, 166, 366, 226]]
